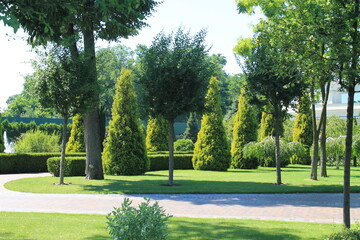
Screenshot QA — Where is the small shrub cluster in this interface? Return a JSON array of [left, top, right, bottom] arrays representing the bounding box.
[[174, 139, 194, 151], [106, 198, 171, 240], [47, 157, 86, 177], [325, 226, 360, 240], [0, 152, 85, 174], [243, 137, 290, 167], [14, 130, 61, 153]]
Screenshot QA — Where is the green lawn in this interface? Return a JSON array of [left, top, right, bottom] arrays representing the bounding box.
[[5, 165, 360, 194], [0, 212, 341, 239]]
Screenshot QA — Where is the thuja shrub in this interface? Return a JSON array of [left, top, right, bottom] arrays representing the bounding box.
[[66, 114, 85, 152], [174, 139, 194, 151], [146, 116, 169, 151], [106, 198, 171, 240], [47, 157, 86, 177]]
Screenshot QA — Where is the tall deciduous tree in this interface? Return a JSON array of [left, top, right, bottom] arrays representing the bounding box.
[[35, 46, 83, 185], [193, 77, 231, 171], [102, 69, 148, 175], [138, 28, 210, 186], [2, 0, 159, 180], [231, 89, 258, 169]]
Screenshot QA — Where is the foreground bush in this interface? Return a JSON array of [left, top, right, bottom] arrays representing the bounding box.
[[174, 139, 194, 151], [325, 226, 360, 240], [107, 198, 171, 240], [47, 157, 86, 177], [14, 130, 60, 153]]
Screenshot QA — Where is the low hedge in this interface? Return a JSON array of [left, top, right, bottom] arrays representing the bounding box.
[[149, 154, 193, 171], [47, 157, 86, 177], [0, 153, 86, 174]]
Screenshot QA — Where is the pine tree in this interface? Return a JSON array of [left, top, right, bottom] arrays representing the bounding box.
[[102, 69, 148, 175], [292, 93, 313, 164], [146, 116, 169, 152], [192, 77, 231, 171], [183, 112, 199, 143], [231, 90, 258, 169], [66, 114, 85, 152]]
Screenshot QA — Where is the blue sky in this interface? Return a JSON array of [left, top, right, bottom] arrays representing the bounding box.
[[0, 0, 261, 110]]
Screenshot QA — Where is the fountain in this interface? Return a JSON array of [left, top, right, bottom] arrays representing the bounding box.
[[3, 131, 14, 153]]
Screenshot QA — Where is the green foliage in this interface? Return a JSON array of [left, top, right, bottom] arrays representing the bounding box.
[[47, 157, 85, 177], [282, 119, 294, 143], [145, 116, 169, 151], [0, 114, 4, 153], [138, 27, 210, 121], [106, 198, 171, 240], [102, 69, 148, 175], [66, 114, 85, 152], [193, 77, 231, 171], [174, 139, 194, 152], [326, 137, 345, 168], [288, 142, 310, 165], [258, 108, 284, 142], [183, 113, 200, 143], [243, 137, 290, 167], [14, 130, 60, 153], [326, 116, 347, 138], [325, 225, 360, 240], [231, 90, 258, 169], [148, 153, 193, 171], [0, 152, 85, 174], [292, 93, 313, 147]]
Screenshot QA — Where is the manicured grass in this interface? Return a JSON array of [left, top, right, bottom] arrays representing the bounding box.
[[0, 212, 341, 239], [5, 165, 360, 194]]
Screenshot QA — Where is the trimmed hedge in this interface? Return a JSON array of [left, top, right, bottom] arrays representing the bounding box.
[[0, 152, 86, 174], [47, 157, 86, 177], [149, 154, 193, 171]]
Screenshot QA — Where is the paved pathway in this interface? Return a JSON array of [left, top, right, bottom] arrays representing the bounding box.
[[1, 173, 360, 223]]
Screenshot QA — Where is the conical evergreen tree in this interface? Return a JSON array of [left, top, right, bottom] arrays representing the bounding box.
[[231, 90, 258, 169], [102, 69, 148, 175], [259, 105, 284, 141], [183, 112, 199, 143], [292, 93, 313, 164], [192, 76, 231, 171], [146, 116, 169, 151], [66, 114, 85, 152]]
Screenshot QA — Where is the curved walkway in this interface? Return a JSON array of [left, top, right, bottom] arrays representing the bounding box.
[[1, 173, 360, 223]]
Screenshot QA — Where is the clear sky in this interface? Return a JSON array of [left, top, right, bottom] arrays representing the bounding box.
[[0, 0, 260, 111]]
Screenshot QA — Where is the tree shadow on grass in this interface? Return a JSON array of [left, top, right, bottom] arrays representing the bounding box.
[[169, 219, 306, 240], [0, 232, 33, 240]]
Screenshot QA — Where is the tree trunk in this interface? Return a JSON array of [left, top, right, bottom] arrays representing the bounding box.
[[168, 119, 175, 186], [274, 106, 282, 185], [83, 13, 103, 180], [344, 86, 355, 228], [59, 116, 68, 185], [320, 105, 327, 177]]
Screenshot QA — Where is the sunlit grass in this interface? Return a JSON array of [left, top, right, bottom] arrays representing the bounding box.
[[5, 165, 360, 194], [0, 212, 342, 240]]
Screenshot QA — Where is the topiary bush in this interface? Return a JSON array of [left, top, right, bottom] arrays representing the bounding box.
[[47, 157, 86, 177], [192, 77, 231, 171], [106, 198, 171, 240], [0, 152, 85, 174], [145, 116, 169, 151], [174, 139, 194, 151], [102, 69, 149, 175], [231, 89, 258, 169], [66, 114, 85, 152], [14, 130, 60, 153]]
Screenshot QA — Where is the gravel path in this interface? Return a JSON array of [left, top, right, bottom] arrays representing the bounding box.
[[1, 173, 360, 223]]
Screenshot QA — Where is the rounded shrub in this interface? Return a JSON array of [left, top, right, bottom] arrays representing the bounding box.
[[230, 90, 258, 169], [107, 198, 171, 240], [192, 77, 231, 171], [102, 69, 149, 175], [66, 114, 85, 152], [325, 227, 360, 240], [145, 116, 169, 151], [14, 130, 60, 153], [174, 139, 194, 151]]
